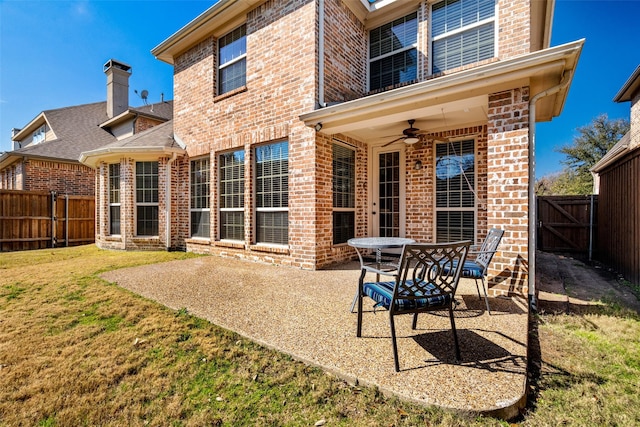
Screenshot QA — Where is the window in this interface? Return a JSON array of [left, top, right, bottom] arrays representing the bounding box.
[[435, 140, 475, 242], [219, 24, 246, 95], [108, 163, 121, 235], [369, 12, 418, 91], [333, 143, 355, 244], [135, 161, 159, 236], [219, 150, 245, 241], [431, 0, 495, 73], [255, 141, 288, 245], [190, 158, 210, 238], [32, 125, 46, 144]]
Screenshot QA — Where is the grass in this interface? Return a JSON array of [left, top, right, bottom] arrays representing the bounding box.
[[1, 246, 639, 426]]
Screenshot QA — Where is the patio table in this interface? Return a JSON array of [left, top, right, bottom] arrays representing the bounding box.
[[347, 237, 415, 312]]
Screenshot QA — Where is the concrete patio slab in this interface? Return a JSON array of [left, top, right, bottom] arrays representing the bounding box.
[[101, 255, 529, 418]]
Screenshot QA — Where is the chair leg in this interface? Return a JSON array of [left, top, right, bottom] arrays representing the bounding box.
[[480, 277, 491, 315], [448, 306, 461, 362], [389, 313, 400, 372], [356, 269, 366, 337], [411, 313, 419, 329]]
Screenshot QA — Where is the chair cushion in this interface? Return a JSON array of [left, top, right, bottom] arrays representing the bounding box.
[[363, 280, 451, 311], [442, 260, 485, 279]]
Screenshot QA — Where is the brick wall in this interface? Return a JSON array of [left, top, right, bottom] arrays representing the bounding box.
[[486, 87, 530, 296], [497, 0, 531, 59], [135, 116, 166, 134], [24, 160, 95, 196], [630, 91, 640, 150]]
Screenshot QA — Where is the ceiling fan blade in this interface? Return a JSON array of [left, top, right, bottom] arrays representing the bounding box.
[[381, 137, 404, 147]]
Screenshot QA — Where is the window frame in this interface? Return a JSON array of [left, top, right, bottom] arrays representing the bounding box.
[[434, 138, 477, 243], [190, 157, 211, 239], [254, 140, 289, 246], [32, 124, 46, 144], [218, 24, 247, 95], [368, 11, 418, 92], [218, 149, 245, 242], [430, 0, 497, 74], [135, 161, 159, 237], [332, 141, 356, 245], [108, 163, 121, 236]]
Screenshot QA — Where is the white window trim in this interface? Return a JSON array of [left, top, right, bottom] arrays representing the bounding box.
[[332, 140, 356, 245], [218, 24, 247, 95], [428, 0, 498, 75], [32, 124, 46, 144], [134, 162, 159, 237], [433, 138, 478, 243], [189, 157, 211, 240], [253, 141, 289, 247], [108, 163, 121, 236], [218, 150, 245, 242]]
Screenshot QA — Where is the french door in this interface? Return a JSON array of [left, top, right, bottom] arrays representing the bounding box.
[[371, 147, 405, 237]]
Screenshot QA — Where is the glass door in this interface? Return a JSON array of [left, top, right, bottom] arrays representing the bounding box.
[[371, 147, 405, 237]]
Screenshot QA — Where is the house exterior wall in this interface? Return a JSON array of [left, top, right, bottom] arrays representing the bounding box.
[[631, 91, 640, 149], [0, 159, 95, 196]]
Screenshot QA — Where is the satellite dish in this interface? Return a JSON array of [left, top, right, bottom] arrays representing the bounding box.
[[141, 90, 148, 100]]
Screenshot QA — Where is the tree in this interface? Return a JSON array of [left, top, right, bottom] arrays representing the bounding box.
[[540, 114, 629, 195]]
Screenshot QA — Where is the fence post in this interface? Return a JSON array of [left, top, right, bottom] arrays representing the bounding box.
[[65, 194, 69, 247], [51, 191, 57, 248]]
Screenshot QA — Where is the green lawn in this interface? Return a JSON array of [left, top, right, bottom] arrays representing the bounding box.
[[1, 245, 639, 426]]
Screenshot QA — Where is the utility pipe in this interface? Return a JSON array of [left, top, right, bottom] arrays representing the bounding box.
[[317, 0, 327, 108], [165, 152, 177, 250], [527, 70, 572, 309]]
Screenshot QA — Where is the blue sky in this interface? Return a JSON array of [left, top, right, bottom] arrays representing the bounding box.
[[1, 0, 638, 178]]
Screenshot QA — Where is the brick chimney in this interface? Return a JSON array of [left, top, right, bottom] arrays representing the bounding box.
[[103, 59, 131, 118]]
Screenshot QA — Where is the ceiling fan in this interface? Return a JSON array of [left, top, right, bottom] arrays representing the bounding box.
[[381, 119, 449, 148]]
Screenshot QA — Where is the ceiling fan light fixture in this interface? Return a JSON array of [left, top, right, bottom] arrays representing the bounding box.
[[404, 136, 420, 144]]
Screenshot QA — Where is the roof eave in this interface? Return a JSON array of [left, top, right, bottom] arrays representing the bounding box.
[[151, 0, 263, 65], [613, 65, 640, 103], [12, 112, 48, 141], [79, 146, 186, 169]]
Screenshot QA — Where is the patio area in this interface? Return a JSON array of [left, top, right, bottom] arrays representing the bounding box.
[[101, 255, 529, 418]]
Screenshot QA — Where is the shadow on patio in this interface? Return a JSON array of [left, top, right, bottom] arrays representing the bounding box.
[[102, 256, 529, 418]]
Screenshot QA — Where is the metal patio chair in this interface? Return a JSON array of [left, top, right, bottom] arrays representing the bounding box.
[[356, 241, 471, 372]]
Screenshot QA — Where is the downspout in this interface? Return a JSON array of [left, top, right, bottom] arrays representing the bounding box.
[[528, 70, 572, 310], [165, 152, 177, 250], [318, 0, 327, 108]]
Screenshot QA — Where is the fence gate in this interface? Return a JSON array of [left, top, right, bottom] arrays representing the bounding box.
[[537, 195, 597, 254], [0, 190, 95, 252]]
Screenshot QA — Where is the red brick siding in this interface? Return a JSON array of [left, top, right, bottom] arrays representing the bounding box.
[[135, 117, 166, 134], [486, 86, 530, 296], [23, 160, 95, 196]]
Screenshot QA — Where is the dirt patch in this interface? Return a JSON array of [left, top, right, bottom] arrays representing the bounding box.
[[535, 251, 640, 314]]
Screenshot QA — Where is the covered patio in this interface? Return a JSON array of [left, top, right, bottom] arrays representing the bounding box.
[[101, 254, 529, 419]]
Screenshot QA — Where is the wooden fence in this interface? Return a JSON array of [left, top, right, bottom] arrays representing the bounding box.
[[0, 190, 95, 252], [536, 195, 598, 255]]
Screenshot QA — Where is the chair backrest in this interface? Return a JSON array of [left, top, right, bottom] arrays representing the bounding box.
[[394, 241, 471, 304], [475, 228, 504, 271]]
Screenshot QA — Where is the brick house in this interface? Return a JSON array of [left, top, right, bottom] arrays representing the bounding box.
[[591, 65, 640, 285], [0, 60, 172, 197], [83, 0, 582, 297]]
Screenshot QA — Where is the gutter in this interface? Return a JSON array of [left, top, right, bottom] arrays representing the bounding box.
[[527, 70, 573, 310], [317, 0, 327, 108]]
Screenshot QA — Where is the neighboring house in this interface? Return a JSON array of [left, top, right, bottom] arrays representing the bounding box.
[[82, 0, 583, 298], [591, 65, 640, 285], [0, 59, 172, 197]]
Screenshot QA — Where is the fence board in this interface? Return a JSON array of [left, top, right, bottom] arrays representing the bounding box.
[[0, 190, 94, 252]]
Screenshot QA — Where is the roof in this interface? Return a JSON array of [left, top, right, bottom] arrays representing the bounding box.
[[99, 100, 174, 128], [79, 120, 185, 169], [1, 102, 114, 168], [591, 132, 631, 173], [613, 65, 640, 103]]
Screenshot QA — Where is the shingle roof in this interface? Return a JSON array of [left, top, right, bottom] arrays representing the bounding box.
[[98, 120, 177, 150], [10, 102, 115, 162], [130, 101, 173, 121]]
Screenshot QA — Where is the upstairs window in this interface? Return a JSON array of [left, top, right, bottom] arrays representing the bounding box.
[[332, 143, 355, 245], [255, 141, 288, 245], [32, 125, 46, 144], [219, 24, 247, 95], [190, 158, 210, 238], [369, 12, 418, 91], [432, 0, 495, 74]]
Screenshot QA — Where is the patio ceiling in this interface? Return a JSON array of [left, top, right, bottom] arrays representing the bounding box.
[[301, 39, 584, 144]]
